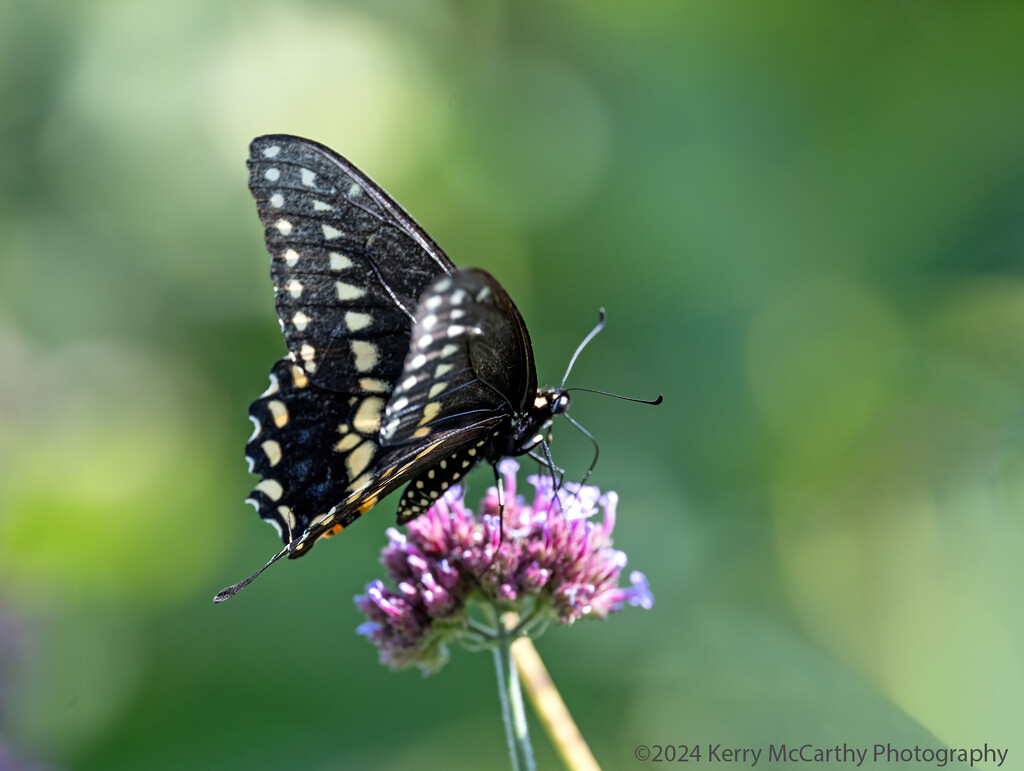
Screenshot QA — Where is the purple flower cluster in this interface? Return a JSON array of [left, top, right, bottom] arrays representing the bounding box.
[[355, 460, 653, 672]]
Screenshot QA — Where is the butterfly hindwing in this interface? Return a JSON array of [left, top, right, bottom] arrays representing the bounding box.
[[247, 135, 454, 394]]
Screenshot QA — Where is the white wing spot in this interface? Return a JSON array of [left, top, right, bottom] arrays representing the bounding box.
[[359, 378, 389, 393], [248, 415, 261, 441], [346, 441, 375, 478], [421, 314, 438, 330], [435, 278, 453, 292], [391, 396, 409, 412], [428, 381, 447, 399], [447, 325, 466, 338], [276, 219, 293, 235], [313, 199, 334, 212], [283, 248, 300, 266], [476, 286, 492, 302], [292, 311, 310, 332], [336, 281, 365, 301], [401, 375, 417, 390], [434, 363, 453, 378], [261, 439, 282, 466], [322, 224, 344, 240], [287, 279, 303, 298], [330, 252, 354, 271], [353, 397, 385, 434], [261, 373, 281, 397], [270, 193, 285, 208], [416, 334, 433, 350], [267, 400, 289, 428], [263, 145, 281, 158], [264, 168, 281, 181], [451, 289, 467, 305], [425, 295, 443, 311], [300, 168, 317, 187], [345, 311, 372, 332], [450, 309, 465, 321], [441, 344, 458, 358], [255, 478, 284, 501], [409, 353, 427, 370], [351, 340, 379, 372], [347, 182, 362, 198]]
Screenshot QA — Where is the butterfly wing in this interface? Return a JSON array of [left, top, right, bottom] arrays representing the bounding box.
[[244, 135, 455, 548]]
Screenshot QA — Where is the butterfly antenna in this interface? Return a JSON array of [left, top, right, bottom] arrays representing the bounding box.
[[560, 309, 606, 389], [213, 546, 289, 603], [565, 386, 663, 406]]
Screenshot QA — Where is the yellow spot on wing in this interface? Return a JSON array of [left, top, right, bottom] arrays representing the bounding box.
[[267, 400, 289, 427], [255, 478, 284, 501], [353, 397, 385, 434]]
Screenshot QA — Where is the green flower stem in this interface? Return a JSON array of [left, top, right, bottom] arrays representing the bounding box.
[[493, 623, 535, 771]]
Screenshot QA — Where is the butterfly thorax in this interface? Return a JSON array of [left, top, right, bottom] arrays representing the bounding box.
[[503, 387, 570, 457]]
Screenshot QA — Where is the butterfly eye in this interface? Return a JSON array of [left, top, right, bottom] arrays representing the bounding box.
[[553, 393, 571, 415]]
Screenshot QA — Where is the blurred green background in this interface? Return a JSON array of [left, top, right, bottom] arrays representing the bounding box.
[[2, 1, 1023, 769]]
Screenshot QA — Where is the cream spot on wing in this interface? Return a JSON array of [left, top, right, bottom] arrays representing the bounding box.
[[261, 439, 282, 466], [351, 340, 379, 372], [441, 344, 458, 358], [346, 441, 375, 478], [322, 224, 344, 240], [300, 168, 317, 187], [270, 193, 285, 208], [424, 295, 443, 311], [263, 145, 281, 158], [292, 311, 310, 332], [468, 447, 477, 456], [287, 279, 303, 298], [345, 311, 371, 332], [337, 423, 349, 434], [264, 168, 280, 181], [401, 375, 417, 390], [462, 459, 471, 468], [334, 433, 361, 452], [313, 199, 334, 211], [434, 363, 453, 378], [447, 325, 466, 338], [450, 309, 465, 321], [421, 314, 438, 330], [290, 365, 309, 388], [267, 400, 289, 428], [336, 281, 365, 301], [428, 381, 447, 399], [283, 248, 300, 266], [451, 289, 467, 305], [276, 219, 293, 235], [428, 469, 435, 479], [277, 505, 296, 533], [255, 478, 284, 501], [416, 479, 424, 489], [359, 378, 389, 393], [347, 182, 362, 198], [413, 427, 430, 438], [440, 460, 447, 469], [435, 278, 452, 292], [419, 401, 441, 426], [409, 353, 427, 370], [429, 489, 439, 499], [353, 397, 385, 434], [390, 396, 409, 412], [347, 472, 373, 492], [300, 343, 316, 362], [416, 334, 433, 349], [476, 286, 492, 302], [330, 252, 354, 271]]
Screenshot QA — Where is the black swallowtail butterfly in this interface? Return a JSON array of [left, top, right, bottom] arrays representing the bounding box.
[[215, 135, 657, 602]]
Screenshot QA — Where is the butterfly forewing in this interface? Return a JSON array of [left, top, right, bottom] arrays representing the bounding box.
[[247, 135, 453, 393], [381, 269, 536, 446]]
